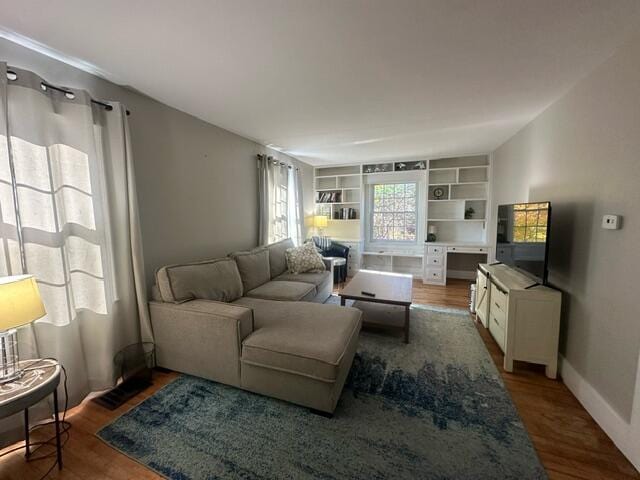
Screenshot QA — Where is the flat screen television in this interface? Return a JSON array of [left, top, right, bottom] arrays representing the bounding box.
[[495, 202, 551, 284]]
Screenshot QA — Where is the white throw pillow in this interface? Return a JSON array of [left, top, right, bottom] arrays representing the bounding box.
[[285, 242, 326, 274]]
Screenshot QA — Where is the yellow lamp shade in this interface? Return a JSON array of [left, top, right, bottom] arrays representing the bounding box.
[[0, 275, 46, 331], [313, 215, 328, 228]]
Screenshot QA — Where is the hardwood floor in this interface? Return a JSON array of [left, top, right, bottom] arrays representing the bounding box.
[[408, 279, 639, 480], [1, 279, 637, 479]]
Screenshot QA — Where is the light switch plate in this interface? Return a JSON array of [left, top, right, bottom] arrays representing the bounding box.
[[602, 214, 621, 230]]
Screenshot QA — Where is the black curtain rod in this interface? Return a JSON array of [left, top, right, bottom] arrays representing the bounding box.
[[6, 70, 131, 116], [257, 153, 299, 170], [40, 81, 131, 116]]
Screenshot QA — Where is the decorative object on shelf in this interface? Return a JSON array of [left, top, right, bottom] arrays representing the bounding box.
[[0, 275, 46, 384], [427, 225, 437, 242], [433, 187, 445, 200], [364, 163, 393, 174], [313, 215, 328, 235], [465, 207, 475, 219], [395, 162, 406, 171], [413, 161, 426, 170]]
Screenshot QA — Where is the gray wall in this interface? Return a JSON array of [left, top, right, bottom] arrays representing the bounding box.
[[491, 33, 640, 420], [0, 38, 314, 288]]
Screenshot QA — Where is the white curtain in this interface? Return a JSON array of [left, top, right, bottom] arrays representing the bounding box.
[[257, 154, 304, 246], [0, 63, 151, 441], [288, 165, 304, 246]]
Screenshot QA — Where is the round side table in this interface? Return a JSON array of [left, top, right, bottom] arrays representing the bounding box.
[[323, 256, 347, 288], [0, 359, 63, 469]]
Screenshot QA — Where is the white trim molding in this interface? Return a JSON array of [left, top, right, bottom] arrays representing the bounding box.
[[559, 355, 640, 471]]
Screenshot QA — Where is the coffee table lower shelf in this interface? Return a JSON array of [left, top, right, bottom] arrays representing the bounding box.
[[345, 298, 411, 343]]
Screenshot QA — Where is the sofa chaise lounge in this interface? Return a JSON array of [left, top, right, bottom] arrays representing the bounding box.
[[149, 238, 362, 413]]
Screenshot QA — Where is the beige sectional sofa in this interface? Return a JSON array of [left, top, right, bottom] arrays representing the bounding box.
[[149, 238, 362, 413]]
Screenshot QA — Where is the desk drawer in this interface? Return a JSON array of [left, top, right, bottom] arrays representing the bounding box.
[[425, 268, 443, 282], [427, 246, 445, 256], [426, 255, 443, 266], [447, 246, 488, 254]]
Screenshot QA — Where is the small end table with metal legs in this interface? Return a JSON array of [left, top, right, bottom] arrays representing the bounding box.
[[0, 359, 63, 469], [323, 256, 347, 289]]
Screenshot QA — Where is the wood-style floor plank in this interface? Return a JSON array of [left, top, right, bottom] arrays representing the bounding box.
[[0, 278, 637, 479]]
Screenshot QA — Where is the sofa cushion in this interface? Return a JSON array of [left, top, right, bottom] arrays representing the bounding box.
[[266, 238, 295, 279], [244, 281, 315, 302], [156, 258, 243, 303], [230, 247, 271, 292], [237, 299, 362, 382], [285, 242, 326, 274], [275, 270, 331, 288]]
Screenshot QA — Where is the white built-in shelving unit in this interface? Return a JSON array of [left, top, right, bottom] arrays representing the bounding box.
[[426, 155, 490, 244], [312, 155, 492, 283], [314, 165, 363, 223]]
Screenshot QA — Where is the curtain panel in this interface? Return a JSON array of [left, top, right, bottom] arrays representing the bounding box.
[[257, 154, 304, 246], [0, 63, 151, 443]]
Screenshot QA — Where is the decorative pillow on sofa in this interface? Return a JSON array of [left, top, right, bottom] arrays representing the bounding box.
[[285, 242, 326, 275], [156, 257, 243, 303], [230, 247, 271, 292]]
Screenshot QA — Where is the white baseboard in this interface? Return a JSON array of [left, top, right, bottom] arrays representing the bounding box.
[[559, 356, 639, 471]]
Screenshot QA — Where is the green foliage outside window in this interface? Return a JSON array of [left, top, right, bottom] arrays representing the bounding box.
[[513, 203, 549, 243], [372, 183, 417, 241]]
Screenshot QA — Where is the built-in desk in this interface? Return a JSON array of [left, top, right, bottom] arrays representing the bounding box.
[[423, 242, 491, 285]]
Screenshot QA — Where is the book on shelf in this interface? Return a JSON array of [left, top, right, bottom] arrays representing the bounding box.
[[316, 191, 342, 203], [333, 207, 358, 220]]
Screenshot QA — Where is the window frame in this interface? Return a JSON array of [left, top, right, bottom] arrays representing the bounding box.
[[367, 181, 419, 245]]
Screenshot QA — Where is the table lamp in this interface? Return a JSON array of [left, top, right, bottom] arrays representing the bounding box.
[[0, 275, 46, 384], [313, 215, 328, 236], [427, 225, 437, 242]]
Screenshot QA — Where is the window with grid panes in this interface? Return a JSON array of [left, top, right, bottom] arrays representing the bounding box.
[[512, 202, 550, 243], [370, 183, 417, 242]]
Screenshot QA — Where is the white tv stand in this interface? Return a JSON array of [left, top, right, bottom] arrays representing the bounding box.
[[476, 263, 561, 378]]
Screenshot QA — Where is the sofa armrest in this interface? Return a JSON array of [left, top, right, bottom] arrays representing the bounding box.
[[149, 299, 253, 387]]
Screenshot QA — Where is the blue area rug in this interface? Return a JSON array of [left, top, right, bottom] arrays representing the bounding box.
[[97, 302, 546, 479]]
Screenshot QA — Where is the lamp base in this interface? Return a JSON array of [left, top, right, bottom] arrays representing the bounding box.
[[0, 328, 23, 384]]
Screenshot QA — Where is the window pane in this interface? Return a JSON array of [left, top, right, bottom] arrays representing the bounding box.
[[525, 226, 537, 242], [538, 209, 548, 227], [371, 182, 417, 242], [405, 195, 416, 212], [513, 226, 526, 242], [514, 211, 527, 227]]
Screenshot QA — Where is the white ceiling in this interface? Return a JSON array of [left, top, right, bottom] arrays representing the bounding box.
[[1, 1, 640, 165]]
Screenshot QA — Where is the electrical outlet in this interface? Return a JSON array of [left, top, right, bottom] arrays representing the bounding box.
[[602, 215, 622, 230]]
